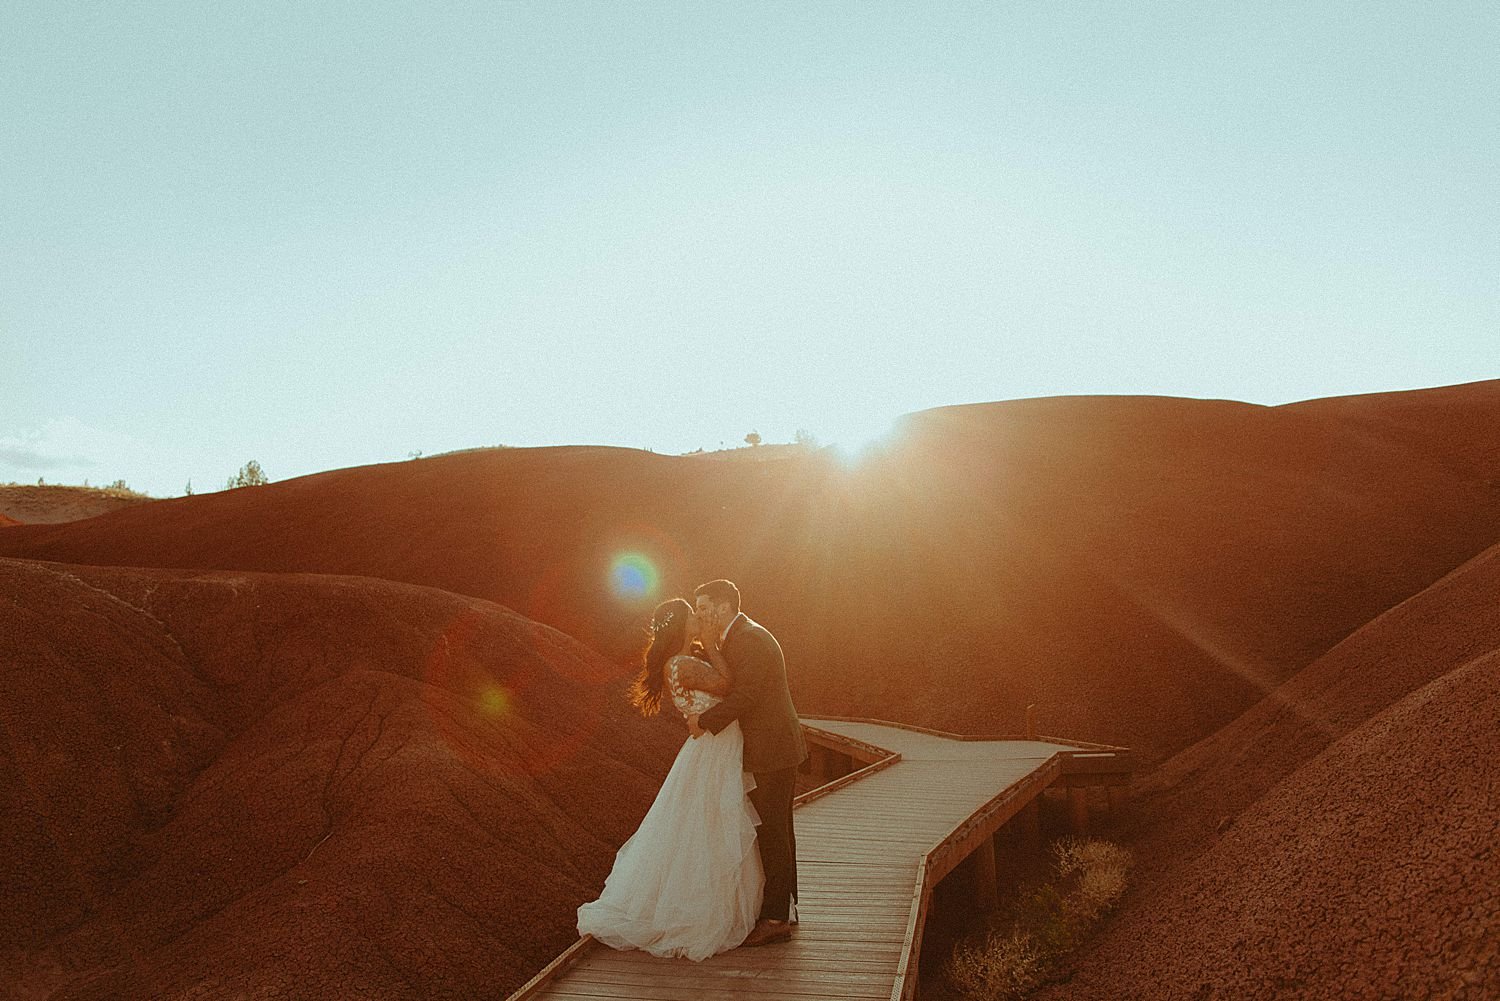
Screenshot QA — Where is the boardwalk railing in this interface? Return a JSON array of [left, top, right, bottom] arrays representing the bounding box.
[[796, 720, 903, 806], [804, 717, 1130, 1000], [509, 718, 1131, 1001]]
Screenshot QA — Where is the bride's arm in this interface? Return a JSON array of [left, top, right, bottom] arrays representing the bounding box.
[[673, 655, 730, 696]]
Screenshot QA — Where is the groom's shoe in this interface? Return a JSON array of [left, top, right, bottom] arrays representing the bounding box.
[[742, 918, 794, 947]]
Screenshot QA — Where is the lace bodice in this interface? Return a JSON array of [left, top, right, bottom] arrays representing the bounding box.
[[667, 654, 722, 717]]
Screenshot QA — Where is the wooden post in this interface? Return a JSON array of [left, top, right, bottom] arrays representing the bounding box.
[[1068, 786, 1089, 834], [970, 836, 999, 912], [1025, 703, 1038, 740], [1020, 798, 1042, 849]]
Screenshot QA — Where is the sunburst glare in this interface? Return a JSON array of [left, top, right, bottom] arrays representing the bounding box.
[[823, 412, 902, 464]]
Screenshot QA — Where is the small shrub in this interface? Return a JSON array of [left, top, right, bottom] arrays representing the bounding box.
[[226, 460, 269, 489], [947, 838, 1132, 1000], [1052, 836, 1129, 881], [1074, 861, 1129, 920], [948, 929, 1044, 1001]]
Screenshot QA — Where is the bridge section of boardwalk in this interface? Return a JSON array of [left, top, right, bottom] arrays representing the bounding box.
[[511, 717, 1131, 1001]]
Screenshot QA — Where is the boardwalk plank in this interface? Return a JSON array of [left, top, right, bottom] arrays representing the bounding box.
[[565, 969, 891, 997], [566, 962, 895, 982], [593, 950, 902, 971], [546, 984, 864, 1001]]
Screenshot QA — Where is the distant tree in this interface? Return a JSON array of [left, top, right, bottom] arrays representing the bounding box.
[[794, 428, 818, 449], [226, 460, 269, 489], [744, 431, 762, 447], [184, 479, 194, 496], [37, 477, 44, 486], [108, 479, 128, 491]]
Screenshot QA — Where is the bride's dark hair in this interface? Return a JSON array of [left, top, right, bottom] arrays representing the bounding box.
[[630, 597, 693, 717]]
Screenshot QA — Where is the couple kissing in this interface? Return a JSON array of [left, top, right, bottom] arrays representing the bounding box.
[[577, 578, 807, 957]]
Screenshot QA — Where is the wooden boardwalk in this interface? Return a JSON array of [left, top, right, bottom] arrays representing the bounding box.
[[511, 718, 1130, 1001]]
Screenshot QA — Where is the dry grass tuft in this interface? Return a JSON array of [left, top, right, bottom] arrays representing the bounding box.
[[946, 837, 1133, 1001], [3, 480, 150, 500], [1053, 836, 1131, 921], [948, 929, 1045, 1000]]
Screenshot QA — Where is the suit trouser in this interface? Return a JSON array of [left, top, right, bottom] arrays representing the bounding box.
[[748, 765, 798, 922]]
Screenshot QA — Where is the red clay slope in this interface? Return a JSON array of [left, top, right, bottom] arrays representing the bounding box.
[[1038, 538, 1500, 999], [0, 558, 680, 1000], [1137, 536, 1500, 869], [2, 385, 1499, 764], [1283, 377, 1500, 478]]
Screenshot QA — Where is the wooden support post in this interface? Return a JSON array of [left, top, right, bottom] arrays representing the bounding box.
[[812, 744, 843, 783], [1025, 703, 1038, 740], [1020, 798, 1042, 849], [1068, 786, 1089, 834], [970, 836, 999, 912]]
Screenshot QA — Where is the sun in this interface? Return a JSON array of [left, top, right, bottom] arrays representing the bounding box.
[[820, 412, 902, 463]]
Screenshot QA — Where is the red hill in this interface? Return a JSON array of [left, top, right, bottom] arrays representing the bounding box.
[[0, 558, 679, 1000], [1041, 538, 1500, 998], [3, 384, 1499, 762]]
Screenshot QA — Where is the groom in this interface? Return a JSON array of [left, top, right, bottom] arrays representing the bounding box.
[[687, 578, 807, 947]]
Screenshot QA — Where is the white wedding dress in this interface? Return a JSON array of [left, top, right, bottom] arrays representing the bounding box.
[[577, 654, 765, 959]]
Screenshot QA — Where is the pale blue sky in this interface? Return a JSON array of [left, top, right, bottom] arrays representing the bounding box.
[[3, 2, 1495, 497]]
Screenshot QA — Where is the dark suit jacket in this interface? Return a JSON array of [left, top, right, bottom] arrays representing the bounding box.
[[697, 614, 808, 774]]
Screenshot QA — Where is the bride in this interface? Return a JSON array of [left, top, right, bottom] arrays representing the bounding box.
[[576, 598, 765, 959]]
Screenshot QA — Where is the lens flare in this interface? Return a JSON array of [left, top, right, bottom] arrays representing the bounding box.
[[478, 684, 511, 717], [420, 605, 609, 779], [610, 552, 660, 602]]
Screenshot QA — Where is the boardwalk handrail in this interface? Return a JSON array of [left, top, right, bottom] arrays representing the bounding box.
[[888, 755, 1069, 1000], [837, 722, 1130, 1001], [505, 933, 596, 999], [805, 713, 1131, 752], [795, 721, 902, 807]]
